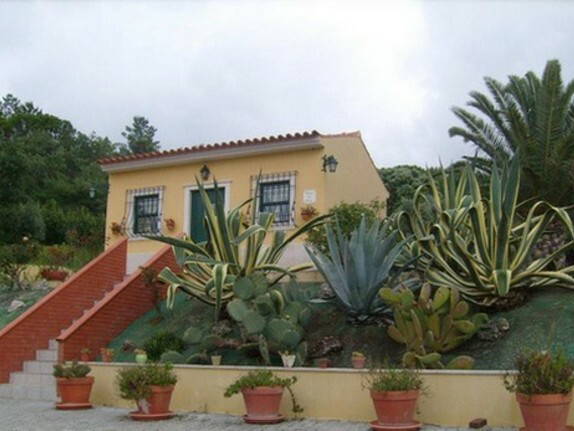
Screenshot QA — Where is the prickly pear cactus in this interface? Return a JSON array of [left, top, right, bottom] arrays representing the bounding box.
[[225, 275, 312, 365], [380, 284, 488, 369]]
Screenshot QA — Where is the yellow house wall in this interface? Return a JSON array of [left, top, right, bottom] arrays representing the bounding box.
[[323, 135, 389, 213], [105, 148, 326, 255], [88, 364, 532, 427], [104, 135, 388, 257]]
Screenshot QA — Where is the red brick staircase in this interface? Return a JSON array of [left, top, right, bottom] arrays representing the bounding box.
[[0, 239, 179, 400]]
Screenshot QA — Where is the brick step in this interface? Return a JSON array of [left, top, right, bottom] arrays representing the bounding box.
[[10, 372, 55, 386], [22, 360, 56, 375], [0, 383, 57, 401], [36, 349, 58, 362]]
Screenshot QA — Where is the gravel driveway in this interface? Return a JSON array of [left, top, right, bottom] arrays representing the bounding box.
[[0, 399, 515, 431]]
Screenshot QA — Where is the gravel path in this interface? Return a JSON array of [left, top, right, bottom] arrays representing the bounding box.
[[0, 399, 515, 431]]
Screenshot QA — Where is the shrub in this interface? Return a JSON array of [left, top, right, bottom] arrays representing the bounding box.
[[0, 239, 40, 289], [380, 285, 486, 369], [504, 350, 574, 395], [224, 369, 302, 414], [0, 202, 46, 244], [116, 362, 177, 401], [306, 217, 410, 325], [53, 361, 91, 379], [143, 332, 185, 361], [364, 366, 424, 393], [306, 200, 384, 254], [153, 180, 328, 320]]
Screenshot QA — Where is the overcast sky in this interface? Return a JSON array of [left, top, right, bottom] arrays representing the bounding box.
[[1, 1, 573, 167]]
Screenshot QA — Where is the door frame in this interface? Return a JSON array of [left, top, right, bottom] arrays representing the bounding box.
[[183, 180, 232, 236]]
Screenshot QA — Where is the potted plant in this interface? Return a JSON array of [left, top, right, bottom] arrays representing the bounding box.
[[300, 205, 318, 221], [504, 349, 574, 431], [317, 357, 331, 368], [100, 347, 114, 362], [110, 222, 124, 235], [364, 366, 424, 431], [280, 351, 296, 368], [224, 369, 303, 424], [116, 362, 178, 421], [80, 348, 91, 362], [210, 353, 222, 366], [40, 245, 71, 281], [53, 361, 94, 410], [352, 352, 366, 369], [134, 349, 148, 364]]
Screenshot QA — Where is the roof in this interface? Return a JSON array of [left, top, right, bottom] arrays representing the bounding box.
[[98, 130, 324, 166]]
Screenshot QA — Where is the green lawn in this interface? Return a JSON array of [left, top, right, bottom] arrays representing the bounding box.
[[0, 286, 51, 329]]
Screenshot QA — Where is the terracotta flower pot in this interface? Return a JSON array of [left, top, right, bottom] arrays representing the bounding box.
[[317, 358, 331, 368], [100, 348, 114, 362], [41, 269, 68, 282], [352, 357, 366, 369], [516, 392, 573, 431], [130, 385, 175, 421], [80, 352, 90, 362], [241, 386, 285, 424], [281, 354, 296, 368], [370, 390, 421, 431], [55, 376, 94, 410]]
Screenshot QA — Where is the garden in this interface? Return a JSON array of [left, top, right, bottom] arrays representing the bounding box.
[[6, 60, 574, 430]]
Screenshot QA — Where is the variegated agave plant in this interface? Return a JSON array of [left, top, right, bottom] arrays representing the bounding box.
[[401, 156, 574, 307], [149, 179, 329, 320]]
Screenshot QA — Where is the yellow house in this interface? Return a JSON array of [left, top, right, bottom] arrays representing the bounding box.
[[99, 130, 388, 273]]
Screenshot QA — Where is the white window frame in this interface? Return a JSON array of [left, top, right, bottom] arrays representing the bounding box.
[[182, 181, 232, 237], [252, 172, 297, 230], [124, 186, 165, 240]]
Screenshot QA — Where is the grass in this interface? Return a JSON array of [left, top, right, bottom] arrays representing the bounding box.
[[0, 285, 52, 329]]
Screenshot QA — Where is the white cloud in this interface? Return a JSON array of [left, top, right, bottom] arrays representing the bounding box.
[[1, 1, 574, 167]]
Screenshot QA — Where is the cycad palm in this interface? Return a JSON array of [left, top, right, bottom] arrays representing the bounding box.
[[449, 59, 574, 206]]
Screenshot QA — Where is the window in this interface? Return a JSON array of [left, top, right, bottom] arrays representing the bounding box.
[[260, 181, 291, 225], [251, 171, 297, 228], [133, 194, 160, 235]]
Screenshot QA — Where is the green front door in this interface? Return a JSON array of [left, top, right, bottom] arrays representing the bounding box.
[[190, 188, 225, 242]]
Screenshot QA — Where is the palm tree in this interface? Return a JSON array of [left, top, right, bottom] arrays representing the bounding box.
[[449, 59, 574, 207]]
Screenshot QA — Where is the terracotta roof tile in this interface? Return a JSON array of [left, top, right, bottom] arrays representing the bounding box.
[[98, 130, 322, 165]]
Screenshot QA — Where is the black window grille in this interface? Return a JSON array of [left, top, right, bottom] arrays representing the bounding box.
[[133, 194, 160, 235], [259, 180, 291, 225]]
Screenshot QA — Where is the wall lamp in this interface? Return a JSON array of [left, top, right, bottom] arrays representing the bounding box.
[[322, 155, 339, 173], [200, 164, 211, 181]]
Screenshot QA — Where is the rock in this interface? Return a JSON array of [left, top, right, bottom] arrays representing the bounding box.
[[318, 283, 335, 300], [308, 336, 343, 358], [7, 300, 25, 313], [478, 317, 510, 342], [469, 418, 488, 428]]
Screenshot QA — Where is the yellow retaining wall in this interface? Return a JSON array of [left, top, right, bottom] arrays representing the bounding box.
[[88, 364, 534, 427]]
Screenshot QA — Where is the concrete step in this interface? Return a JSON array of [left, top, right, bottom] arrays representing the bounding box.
[[23, 360, 55, 375], [48, 339, 58, 351], [0, 383, 57, 401], [36, 349, 58, 362], [10, 372, 55, 386]]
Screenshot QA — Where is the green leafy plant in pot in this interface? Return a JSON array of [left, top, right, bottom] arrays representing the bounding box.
[[504, 349, 574, 431], [224, 369, 302, 424], [116, 362, 178, 421], [364, 365, 425, 431], [53, 361, 93, 410]]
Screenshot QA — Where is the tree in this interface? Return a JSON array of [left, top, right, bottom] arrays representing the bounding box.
[[121, 116, 160, 154], [449, 59, 574, 206], [379, 165, 428, 215], [0, 94, 116, 247]]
